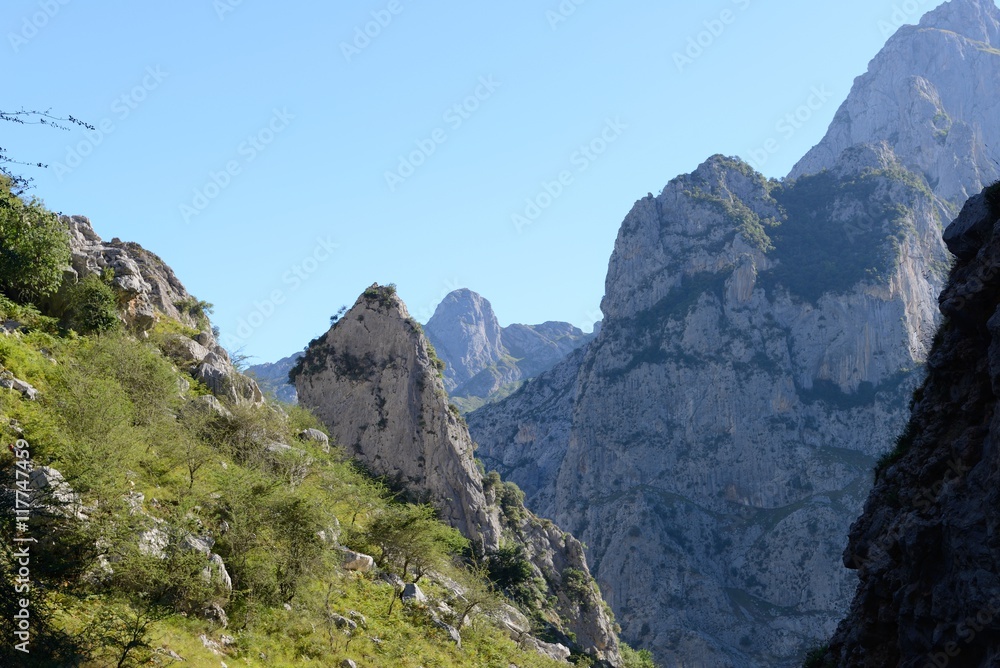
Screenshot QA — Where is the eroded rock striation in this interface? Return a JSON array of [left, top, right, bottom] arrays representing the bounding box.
[[813, 186, 1000, 667], [294, 284, 621, 665]]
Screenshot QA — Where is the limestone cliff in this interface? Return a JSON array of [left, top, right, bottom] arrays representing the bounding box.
[[790, 0, 1000, 205], [424, 289, 594, 412], [811, 188, 1000, 667], [293, 284, 621, 665], [469, 146, 950, 666]]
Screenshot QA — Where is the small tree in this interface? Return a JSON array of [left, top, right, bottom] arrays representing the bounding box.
[[0, 182, 71, 304], [364, 504, 468, 581]]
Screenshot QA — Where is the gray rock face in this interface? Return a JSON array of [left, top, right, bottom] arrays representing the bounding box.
[[424, 289, 594, 412], [60, 215, 202, 331], [815, 184, 1000, 666], [470, 150, 948, 667], [295, 286, 502, 551], [789, 0, 1000, 205], [295, 285, 622, 666]]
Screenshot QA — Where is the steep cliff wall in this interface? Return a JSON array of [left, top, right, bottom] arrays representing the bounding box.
[[814, 188, 1000, 668]]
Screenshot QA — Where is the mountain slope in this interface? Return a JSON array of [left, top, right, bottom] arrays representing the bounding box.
[[424, 289, 594, 412], [790, 0, 1000, 205]]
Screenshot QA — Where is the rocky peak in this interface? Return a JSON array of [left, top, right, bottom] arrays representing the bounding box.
[[295, 284, 622, 666], [424, 289, 595, 411], [424, 288, 505, 392], [920, 0, 1000, 45], [601, 155, 777, 321], [295, 284, 501, 551], [789, 0, 1000, 204]]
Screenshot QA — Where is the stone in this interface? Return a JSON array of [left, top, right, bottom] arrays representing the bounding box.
[[401, 583, 427, 603], [0, 373, 38, 400], [340, 660, 357, 668], [299, 428, 330, 452], [330, 613, 357, 631], [202, 603, 229, 628], [29, 466, 85, 519], [432, 618, 462, 647], [341, 549, 374, 573], [202, 553, 233, 593]]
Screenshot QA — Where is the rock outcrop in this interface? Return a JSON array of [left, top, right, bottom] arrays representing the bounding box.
[[813, 185, 1000, 667], [424, 289, 594, 412], [60, 215, 203, 332], [790, 0, 1000, 205], [469, 147, 950, 666], [294, 284, 622, 665]]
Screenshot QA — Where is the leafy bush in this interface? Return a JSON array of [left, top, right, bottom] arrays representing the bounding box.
[[0, 183, 71, 303], [621, 642, 660, 668], [65, 275, 120, 335]]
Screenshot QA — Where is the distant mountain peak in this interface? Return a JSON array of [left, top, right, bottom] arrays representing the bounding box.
[[790, 0, 1000, 203], [918, 0, 1000, 45]]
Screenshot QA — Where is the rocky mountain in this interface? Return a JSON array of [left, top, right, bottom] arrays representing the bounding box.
[[293, 284, 622, 666], [468, 3, 1000, 665], [247, 352, 302, 403], [424, 289, 595, 413], [470, 145, 949, 666], [806, 177, 1000, 667], [790, 0, 1000, 206]]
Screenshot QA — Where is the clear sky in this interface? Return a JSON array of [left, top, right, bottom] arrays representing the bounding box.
[[3, 0, 963, 363]]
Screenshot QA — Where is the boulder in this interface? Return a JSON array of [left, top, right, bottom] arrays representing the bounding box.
[[341, 549, 374, 573], [299, 428, 330, 452], [0, 372, 38, 401], [401, 583, 427, 603]]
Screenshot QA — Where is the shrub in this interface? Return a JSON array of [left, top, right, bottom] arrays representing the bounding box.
[[0, 184, 71, 303], [621, 642, 660, 668], [487, 543, 536, 605], [65, 275, 120, 335]]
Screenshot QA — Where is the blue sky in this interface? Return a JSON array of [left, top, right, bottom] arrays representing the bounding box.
[[3, 0, 958, 363]]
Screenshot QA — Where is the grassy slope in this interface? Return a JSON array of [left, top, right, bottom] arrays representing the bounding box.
[[0, 302, 571, 668]]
